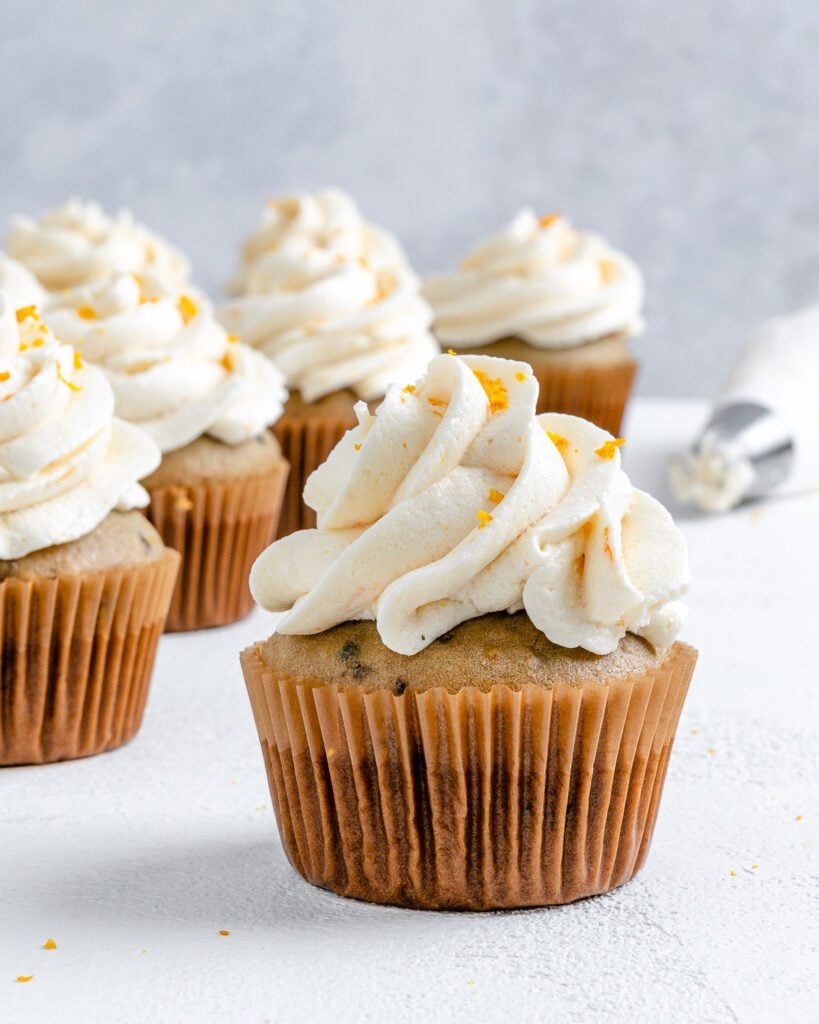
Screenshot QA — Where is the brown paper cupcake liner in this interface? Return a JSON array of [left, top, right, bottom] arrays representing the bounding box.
[[528, 358, 638, 436], [241, 640, 697, 910], [272, 413, 356, 537], [0, 549, 179, 766], [146, 461, 288, 632]]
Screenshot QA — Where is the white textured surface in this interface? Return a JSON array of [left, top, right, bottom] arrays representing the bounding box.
[[5, 2, 819, 395], [1, 399, 817, 1023]]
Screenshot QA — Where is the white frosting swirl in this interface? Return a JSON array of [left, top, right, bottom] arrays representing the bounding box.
[[227, 188, 409, 297], [0, 254, 47, 310], [250, 353, 688, 656], [424, 210, 645, 350], [0, 294, 161, 559], [6, 199, 190, 291], [43, 275, 287, 454], [219, 255, 439, 404]]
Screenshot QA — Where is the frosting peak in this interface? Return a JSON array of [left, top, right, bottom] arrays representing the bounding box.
[[250, 353, 688, 655], [424, 209, 645, 350], [0, 293, 160, 559], [6, 199, 191, 291], [43, 274, 287, 453]]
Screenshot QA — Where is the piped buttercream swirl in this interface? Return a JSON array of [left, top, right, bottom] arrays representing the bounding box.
[[250, 352, 688, 655]]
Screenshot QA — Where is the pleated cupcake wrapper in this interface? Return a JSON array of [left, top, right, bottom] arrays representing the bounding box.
[[272, 412, 356, 537], [146, 461, 288, 632], [528, 357, 638, 436], [242, 641, 697, 910], [0, 549, 179, 766]]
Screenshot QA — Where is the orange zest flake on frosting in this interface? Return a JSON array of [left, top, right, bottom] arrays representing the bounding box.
[[447, 348, 457, 356], [15, 304, 38, 323], [56, 365, 81, 392], [472, 369, 508, 414], [139, 295, 160, 304], [427, 396, 446, 407], [539, 212, 561, 229], [31, 337, 44, 348], [42, 939, 57, 950], [76, 306, 97, 320], [218, 930, 230, 937], [227, 334, 239, 344], [0, 371, 10, 382], [220, 351, 234, 373], [514, 371, 526, 382], [547, 431, 569, 452], [488, 488, 504, 504], [402, 383, 416, 393], [16, 975, 33, 983], [476, 509, 493, 529], [595, 437, 625, 460], [354, 443, 362, 451], [177, 294, 198, 323], [603, 526, 614, 562], [599, 258, 617, 284], [73, 351, 83, 370]]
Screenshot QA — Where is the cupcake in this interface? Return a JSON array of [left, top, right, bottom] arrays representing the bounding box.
[[44, 274, 289, 631], [6, 197, 190, 291], [0, 295, 179, 765], [220, 189, 438, 536], [241, 352, 696, 910], [424, 210, 644, 434]]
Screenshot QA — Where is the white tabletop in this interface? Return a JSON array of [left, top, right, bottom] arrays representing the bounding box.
[[2, 399, 816, 1024]]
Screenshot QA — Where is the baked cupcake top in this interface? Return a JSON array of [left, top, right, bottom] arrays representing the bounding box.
[[0, 295, 160, 560], [0, 253, 47, 311], [250, 352, 689, 656], [6, 198, 190, 292], [44, 274, 287, 454], [424, 210, 644, 350], [226, 187, 409, 297], [219, 263, 439, 404]]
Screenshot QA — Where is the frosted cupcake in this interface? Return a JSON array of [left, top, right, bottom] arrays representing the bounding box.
[[6, 198, 190, 291], [241, 352, 697, 910], [220, 189, 438, 535], [424, 210, 644, 434], [44, 274, 288, 631], [0, 295, 179, 765]]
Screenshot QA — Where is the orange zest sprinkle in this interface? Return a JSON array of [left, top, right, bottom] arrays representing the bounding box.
[[447, 348, 456, 356], [603, 526, 614, 562], [227, 334, 239, 344], [708, 748, 717, 755], [595, 438, 625, 460], [472, 369, 508, 413], [218, 930, 230, 937], [56, 366, 81, 392], [42, 939, 57, 950], [73, 351, 83, 370], [178, 294, 198, 323], [427, 396, 446, 407], [796, 815, 804, 821], [76, 306, 96, 320], [354, 443, 362, 451], [547, 431, 569, 452], [488, 488, 504, 504], [15, 305, 37, 323], [752, 864, 760, 869], [539, 213, 560, 229], [729, 870, 736, 877], [402, 384, 416, 393], [16, 976, 33, 983], [514, 371, 526, 382], [599, 258, 617, 284], [476, 509, 493, 529], [220, 352, 234, 372], [31, 337, 44, 348], [0, 371, 10, 382]]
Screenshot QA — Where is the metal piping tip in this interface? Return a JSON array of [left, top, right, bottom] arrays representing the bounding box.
[[669, 402, 795, 512]]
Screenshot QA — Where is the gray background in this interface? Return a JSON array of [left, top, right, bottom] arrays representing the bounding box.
[[3, 0, 818, 395]]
